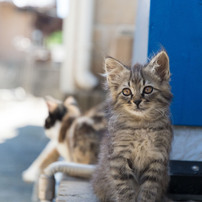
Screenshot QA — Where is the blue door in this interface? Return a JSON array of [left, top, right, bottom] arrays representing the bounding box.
[[148, 0, 202, 126]]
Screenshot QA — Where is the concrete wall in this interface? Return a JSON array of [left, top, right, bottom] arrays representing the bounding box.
[[0, 1, 138, 101], [92, 0, 137, 76], [0, 3, 35, 62]]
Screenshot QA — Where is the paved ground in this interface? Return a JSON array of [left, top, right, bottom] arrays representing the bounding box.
[[0, 125, 48, 202], [0, 92, 49, 202]]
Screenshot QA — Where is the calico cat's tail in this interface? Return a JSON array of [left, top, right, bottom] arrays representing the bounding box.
[[38, 161, 95, 201], [44, 161, 95, 178]]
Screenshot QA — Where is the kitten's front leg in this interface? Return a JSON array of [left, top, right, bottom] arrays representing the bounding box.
[[137, 159, 168, 202], [110, 157, 137, 202]]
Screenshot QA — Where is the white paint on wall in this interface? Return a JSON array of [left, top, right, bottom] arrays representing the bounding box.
[[132, 0, 150, 65], [60, 0, 78, 93], [56, 0, 69, 18], [60, 0, 98, 94], [74, 0, 98, 90]]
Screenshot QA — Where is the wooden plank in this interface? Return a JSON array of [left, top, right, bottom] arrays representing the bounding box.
[[56, 176, 97, 202]]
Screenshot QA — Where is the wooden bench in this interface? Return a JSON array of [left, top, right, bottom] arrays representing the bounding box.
[[56, 175, 97, 202]]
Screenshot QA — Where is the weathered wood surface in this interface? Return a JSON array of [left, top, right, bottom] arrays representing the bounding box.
[[56, 175, 202, 202], [56, 175, 97, 202]]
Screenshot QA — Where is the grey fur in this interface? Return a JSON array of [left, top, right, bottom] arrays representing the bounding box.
[[92, 51, 173, 202]]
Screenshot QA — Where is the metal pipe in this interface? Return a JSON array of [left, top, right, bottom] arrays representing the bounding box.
[[75, 0, 98, 90], [38, 161, 96, 201]]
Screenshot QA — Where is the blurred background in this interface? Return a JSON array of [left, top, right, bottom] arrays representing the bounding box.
[[0, 0, 201, 201], [0, 0, 136, 99], [0, 0, 137, 201]]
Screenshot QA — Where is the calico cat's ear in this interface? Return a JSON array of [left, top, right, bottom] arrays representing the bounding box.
[[146, 51, 170, 81], [105, 57, 129, 86], [45, 100, 58, 112], [64, 96, 77, 108], [45, 96, 60, 112]]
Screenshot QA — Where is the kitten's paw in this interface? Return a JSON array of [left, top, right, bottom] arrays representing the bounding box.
[[22, 168, 40, 183]]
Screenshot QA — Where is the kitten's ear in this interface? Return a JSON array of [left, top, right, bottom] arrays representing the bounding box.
[[146, 51, 170, 81], [105, 57, 129, 85]]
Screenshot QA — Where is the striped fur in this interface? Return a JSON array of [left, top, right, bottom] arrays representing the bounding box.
[[92, 51, 173, 202]]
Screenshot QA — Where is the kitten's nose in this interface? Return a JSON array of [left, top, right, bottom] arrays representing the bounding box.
[[134, 99, 142, 106]]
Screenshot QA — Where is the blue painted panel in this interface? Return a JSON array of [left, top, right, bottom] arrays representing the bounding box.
[[148, 0, 202, 126]]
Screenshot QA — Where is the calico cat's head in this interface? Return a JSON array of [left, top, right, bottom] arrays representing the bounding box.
[[105, 51, 172, 121], [44, 96, 80, 139]]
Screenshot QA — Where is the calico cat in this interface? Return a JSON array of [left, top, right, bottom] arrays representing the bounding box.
[[92, 51, 173, 202], [68, 102, 107, 164], [22, 96, 106, 182], [44, 96, 79, 140], [22, 96, 80, 182], [44, 97, 106, 164]]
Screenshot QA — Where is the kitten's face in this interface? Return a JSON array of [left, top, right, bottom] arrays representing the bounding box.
[[105, 51, 172, 120]]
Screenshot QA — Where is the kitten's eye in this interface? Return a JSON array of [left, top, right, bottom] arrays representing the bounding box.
[[143, 86, 153, 94], [122, 88, 132, 96]]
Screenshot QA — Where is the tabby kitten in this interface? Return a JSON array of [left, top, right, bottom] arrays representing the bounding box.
[[92, 51, 173, 202]]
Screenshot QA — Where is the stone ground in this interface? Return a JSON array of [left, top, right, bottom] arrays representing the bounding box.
[[0, 91, 48, 202], [0, 125, 48, 202]]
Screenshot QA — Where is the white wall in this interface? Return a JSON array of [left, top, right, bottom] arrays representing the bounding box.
[[132, 0, 150, 65]]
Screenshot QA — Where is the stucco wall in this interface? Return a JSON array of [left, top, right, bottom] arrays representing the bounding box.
[[0, 3, 35, 62], [92, 0, 137, 76]]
